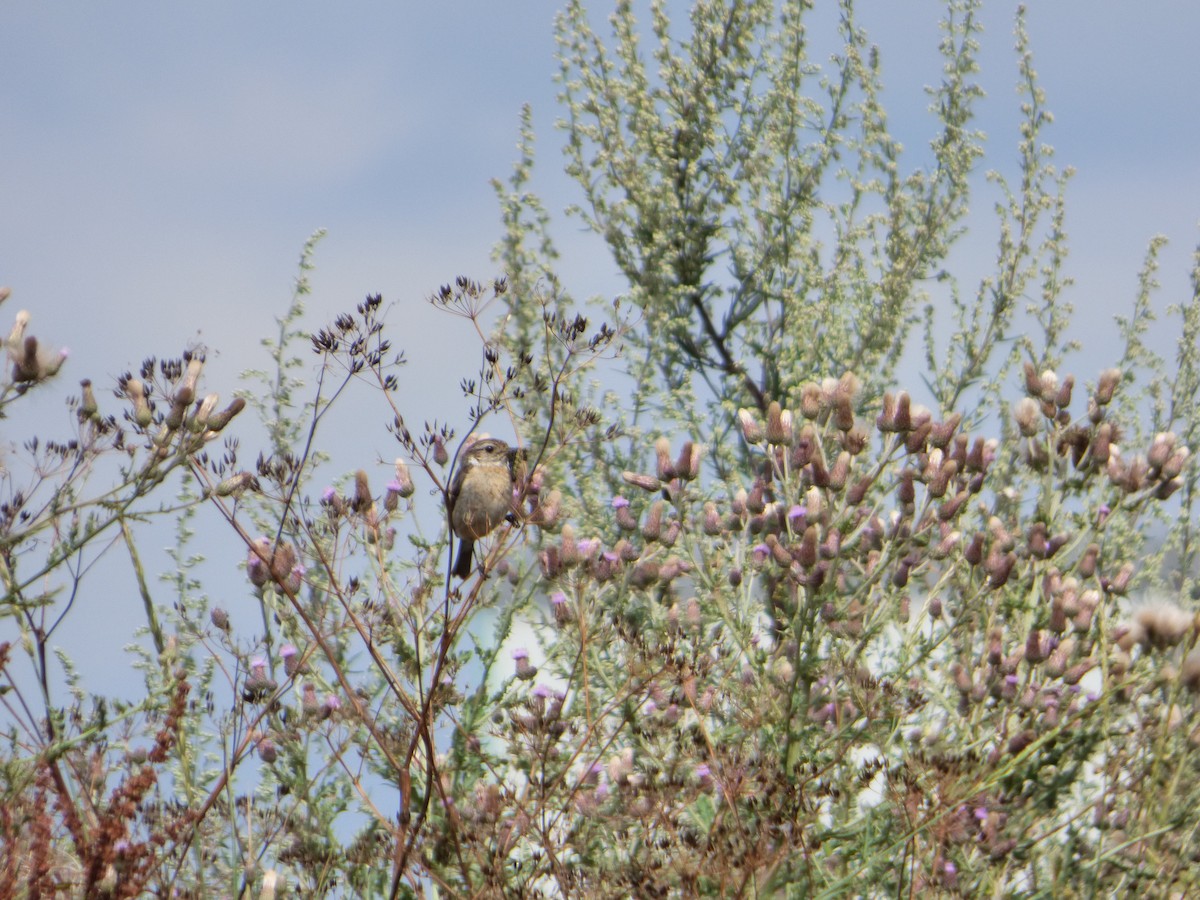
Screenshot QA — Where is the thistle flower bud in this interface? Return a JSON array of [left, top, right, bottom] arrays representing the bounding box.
[[612, 496, 638, 531], [1049, 376, 1073, 411], [551, 591, 571, 626], [893, 392, 912, 432], [281, 644, 304, 678], [301, 682, 322, 717], [1156, 477, 1183, 500], [539, 546, 561, 579], [1037, 370, 1059, 403], [205, 397, 246, 433], [432, 436, 449, 466], [934, 529, 961, 558], [1021, 361, 1040, 396], [210, 607, 230, 631], [630, 560, 660, 587], [796, 525, 819, 569], [353, 470, 373, 514], [804, 486, 823, 522], [660, 520, 681, 547], [746, 480, 767, 515], [247, 537, 272, 588], [951, 662, 973, 694], [1161, 446, 1190, 481], [928, 413, 962, 449], [1063, 660, 1094, 685], [987, 629, 1004, 667], [876, 392, 897, 432], [847, 475, 873, 505], [809, 453, 829, 488], [283, 564, 305, 595], [676, 441, 702, 481], [986, 551, 1016, 589], [512, 648, 538, 681], [1025, 629, 1047, 664], [1147, 432, 1176, 472], [1107, 561, 1135, 595], [529, 489, 562, 530], [737, 408, 763, 444], [1096, 368, 1121, 405], [654, 436, 675, 480], [1013, 398, 1040, 437], [765, 401, 793, 445], [125, 378, 153, 427], [764, 534, 792, 569], [905, 418, 932, 454], [622, 470, 661, 493], [702, 501, 722, 536], [179, 353, 205, 401], [244, 658, 277, 701], [392, 458, 416, 498], [642, 500, 664, 542], [12, 335, 39, 382], [1181, 647, 1200, 693], [558, 524, 580, 567], [257, 736, 277, 763], [215, 471, 255, 498], [800, 383, 822, 419], [964, 532, 984, 566], [787, 426, 813, 469], [78, 379, 99, 423]]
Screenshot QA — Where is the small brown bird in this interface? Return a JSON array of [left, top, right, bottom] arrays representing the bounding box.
[[449, 437, 518, 579]]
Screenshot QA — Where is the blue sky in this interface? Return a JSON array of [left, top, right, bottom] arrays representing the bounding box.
[[3, 1, 1199, 695], [3, 2, 1198, 410]]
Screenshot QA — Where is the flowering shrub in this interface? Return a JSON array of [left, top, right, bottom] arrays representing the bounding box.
[[3, 3, 1200, 898]]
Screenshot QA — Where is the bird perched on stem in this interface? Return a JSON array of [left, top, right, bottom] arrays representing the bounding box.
[[449, 437, 519, 579]]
